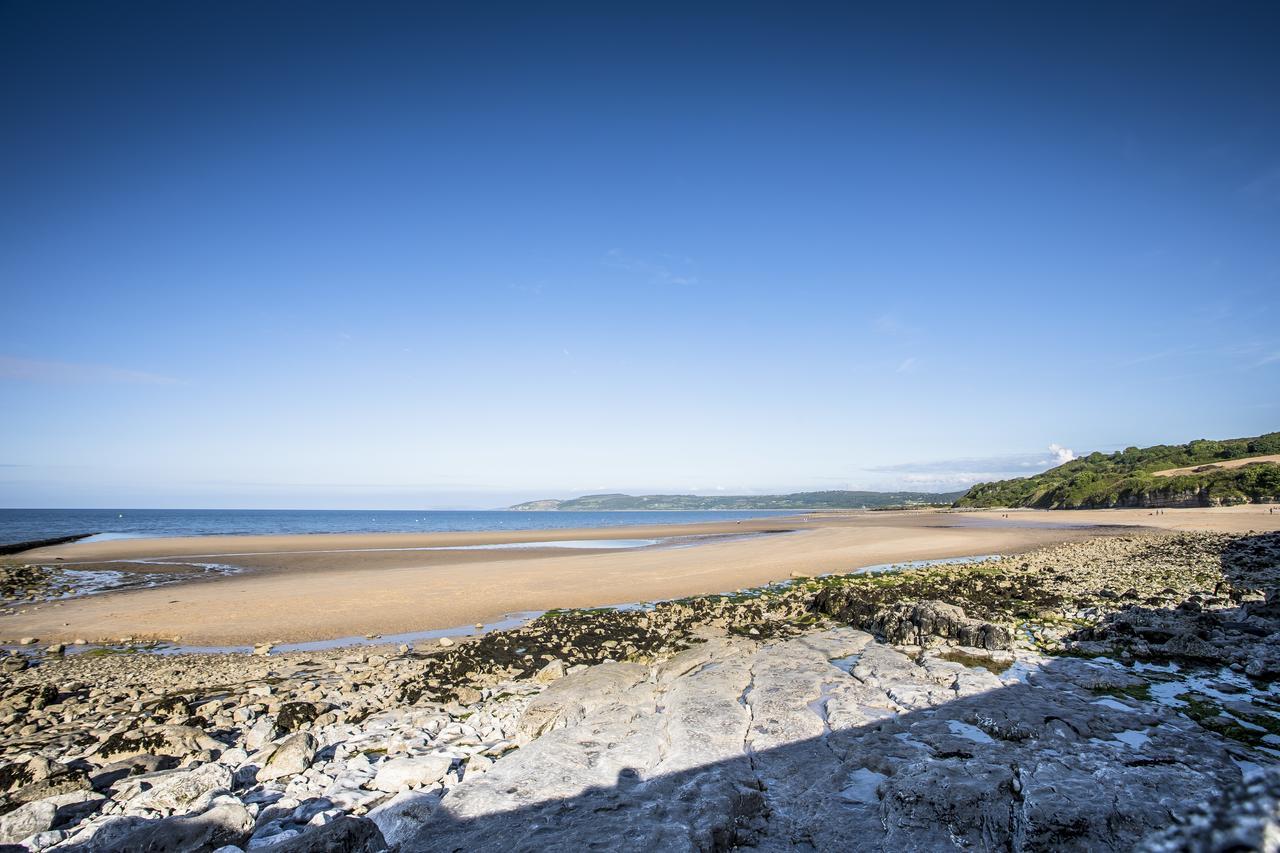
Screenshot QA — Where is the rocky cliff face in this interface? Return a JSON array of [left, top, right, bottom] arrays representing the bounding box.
[[1076, 488, 1222, 509]]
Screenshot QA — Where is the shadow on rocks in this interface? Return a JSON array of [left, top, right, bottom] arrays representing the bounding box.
[[396, 656, 1270, 849], [1069, 532, 1280, 676]]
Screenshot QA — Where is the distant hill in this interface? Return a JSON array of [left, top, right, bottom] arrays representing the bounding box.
[[955, 432, 1280, 509], [509, 490, 963, 511]]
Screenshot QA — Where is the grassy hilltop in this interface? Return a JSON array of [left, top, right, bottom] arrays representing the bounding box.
[[956, 432, 1280, 509], [510, 490, 963, 511]]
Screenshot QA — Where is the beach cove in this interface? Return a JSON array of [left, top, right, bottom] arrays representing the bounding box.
[[3, 506, 1277, 648]]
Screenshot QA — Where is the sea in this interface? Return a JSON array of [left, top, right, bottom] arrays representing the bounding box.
[[0, 508, 794, 547]]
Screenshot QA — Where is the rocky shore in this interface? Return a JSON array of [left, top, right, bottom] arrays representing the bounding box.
[[0, 566, 76, 609], [1, 531, 1278, 850]]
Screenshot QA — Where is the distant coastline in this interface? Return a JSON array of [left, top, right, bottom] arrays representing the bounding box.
[[508, 490, 963, 512]]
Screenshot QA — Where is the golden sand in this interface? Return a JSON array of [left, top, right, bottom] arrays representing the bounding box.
[[2, 506, 1276, 646]]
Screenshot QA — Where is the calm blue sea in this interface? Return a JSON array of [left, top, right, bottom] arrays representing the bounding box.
[[0, 508, 794, 546]]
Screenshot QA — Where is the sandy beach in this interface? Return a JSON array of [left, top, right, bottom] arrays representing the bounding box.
[[2, 506, 1277, 646]]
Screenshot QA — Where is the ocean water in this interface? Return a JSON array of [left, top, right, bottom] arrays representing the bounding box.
[[0, 508, 794, 546]]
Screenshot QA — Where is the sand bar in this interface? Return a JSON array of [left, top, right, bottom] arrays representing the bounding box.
[[2, 506, 1277, 646]]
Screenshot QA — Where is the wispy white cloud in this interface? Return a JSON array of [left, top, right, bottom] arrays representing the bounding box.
[[1222, 340, 1280, 369], [1240, 166, 1280, 203], [874, 313, 921, 336], [895, 357, 918, 374], [603, 249, 698, 285], [1118, 347, 1188, 367], [868, 443, 1078, 483], [0, 356, 179, 385], [875, 314, 903, 334], [894, 472, 1002, 489], [508, 281, 545, 295], [1239, 166, 1280, 213]]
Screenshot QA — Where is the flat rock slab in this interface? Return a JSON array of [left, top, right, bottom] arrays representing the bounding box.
[[399, 628, 1254, 852]]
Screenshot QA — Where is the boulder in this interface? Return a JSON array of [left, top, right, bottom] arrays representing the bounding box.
[[26, 790, 105, 830], [116, 763, 233, 815], [59, 798, 253, 852], [93, 725, 223, 764], [533, 658, 567, 683], [0, 758, 48, 794], [266, 816, 388, 852], [0, 800, 56, 845], [244, 717, 278, 751], [367, 791, 440, 848], [3, 762, 90, 804], [370, 756, 453, 793], [256, 733, 317, 782], [870, 600, 1013, 649], [276, 703, 319, 733], [90, 755, 179, 791], [1157, 632, 1223, 662]]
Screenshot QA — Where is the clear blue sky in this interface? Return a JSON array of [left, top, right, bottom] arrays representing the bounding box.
[[1, 2, 1277, 509]]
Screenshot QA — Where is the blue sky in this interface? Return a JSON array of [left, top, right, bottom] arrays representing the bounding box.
[[1, 2, 1278, 509]]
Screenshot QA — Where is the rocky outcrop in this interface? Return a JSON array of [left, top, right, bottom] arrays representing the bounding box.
[[866, 599, 1012, 649], [0, 530, 1275, 850], [400, 630, 1249, 851]]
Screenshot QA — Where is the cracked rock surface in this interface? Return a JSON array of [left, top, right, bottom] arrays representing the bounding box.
[[408, 629, 1252, 851]]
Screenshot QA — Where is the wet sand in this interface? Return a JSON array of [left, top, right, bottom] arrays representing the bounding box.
[[2, 506, 1277, 646]]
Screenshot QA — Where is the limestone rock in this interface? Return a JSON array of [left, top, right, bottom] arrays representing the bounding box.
[[870, 599, 1013, 649], [116, 762, 233, 815], [533, 658, 567, 683], [0, 799, 57, 845], [244, 717, 278, 751], [367, 790, 440, 848], [265, 815, 388, 852], [59, 799, 254, 852], [515, 661, 651, 742], [4, 762, 90, 805], [256, 732, 317, 782], [370, 756, 453, 792], [401, 628, 1247, 851], [93, 725, 223, 764]]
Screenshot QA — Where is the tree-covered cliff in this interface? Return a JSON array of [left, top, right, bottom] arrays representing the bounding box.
[[956, 433, 1280, 508]]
